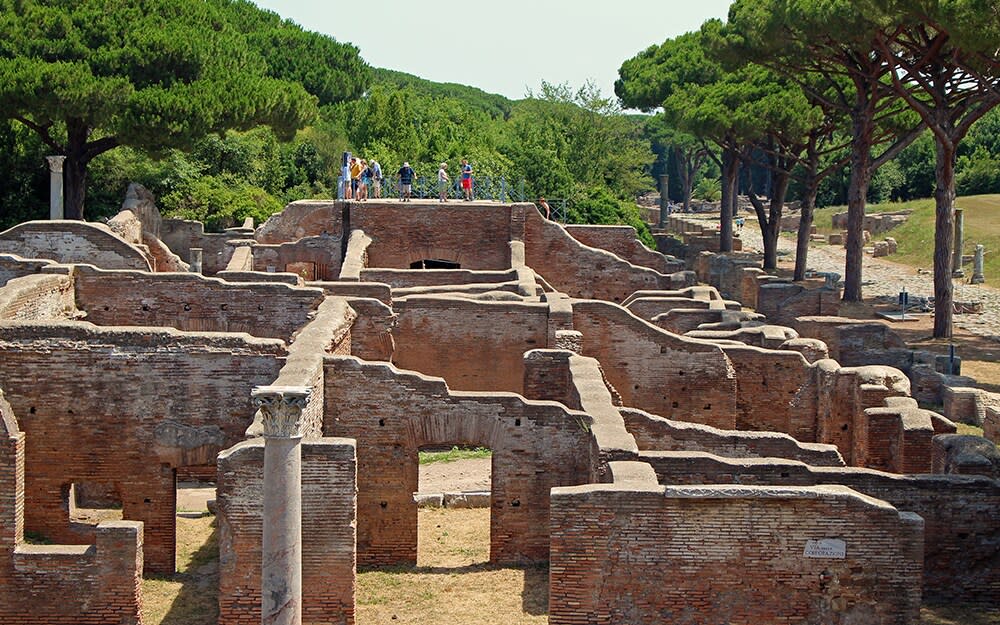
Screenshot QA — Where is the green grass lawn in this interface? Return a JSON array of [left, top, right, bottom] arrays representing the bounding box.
[[811, 194, 1000, 288], [418, 446, 491, 465]]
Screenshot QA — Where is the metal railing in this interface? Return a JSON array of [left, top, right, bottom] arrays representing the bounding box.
[[354, 175, 528, 202]]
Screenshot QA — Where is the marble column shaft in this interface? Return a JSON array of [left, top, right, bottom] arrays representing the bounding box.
[[253, 386, 311, 625]]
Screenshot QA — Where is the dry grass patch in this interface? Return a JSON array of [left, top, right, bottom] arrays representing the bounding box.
[[357, 507, 547, 625], [143, 514, 218, 625]]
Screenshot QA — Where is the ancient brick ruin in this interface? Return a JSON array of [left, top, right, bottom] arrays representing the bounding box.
[[0, 190, 997, 624]]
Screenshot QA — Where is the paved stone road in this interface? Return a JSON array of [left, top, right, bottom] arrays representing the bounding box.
[[737, 221, 1000, 340]]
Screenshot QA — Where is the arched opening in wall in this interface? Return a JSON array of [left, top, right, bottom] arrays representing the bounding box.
[[410, 259, 461, 270], [416, 444, 492, 567]]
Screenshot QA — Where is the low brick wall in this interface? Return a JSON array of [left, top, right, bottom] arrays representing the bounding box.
[[0, 274, 75, 321], [550, 481, 923, 625], [642, 451, 1000, 604], [0, 221, 151, 271]]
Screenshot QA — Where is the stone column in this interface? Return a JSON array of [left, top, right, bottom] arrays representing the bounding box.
[[46, 156, 66, 220], [658, 174, 670, 229], [252, 386, 311, 625], [189, 248, 203, 274], [953, 208, 965, 277], [972, 244, 986, 284]]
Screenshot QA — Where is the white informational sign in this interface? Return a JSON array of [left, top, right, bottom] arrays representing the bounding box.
[[803, 538, 846, 559]]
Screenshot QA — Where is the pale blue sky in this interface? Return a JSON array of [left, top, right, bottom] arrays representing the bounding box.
[[252, 1, 733, 101]]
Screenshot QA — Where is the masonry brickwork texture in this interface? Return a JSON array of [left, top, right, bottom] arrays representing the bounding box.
[[0, 197, 996, 624]]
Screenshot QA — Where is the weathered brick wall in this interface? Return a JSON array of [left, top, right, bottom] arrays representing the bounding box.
[[159, 219, 243, 274], [620, 406, 844, 466], [1, 397, 143, 624], [324, 356, 592, 566], [642, 451, 1000, 604], [392, 296, 549, 392], [0, 274, 75, 321], [254, 200, 344, 244], [564, 224, 683, 274], [360, 268, 519, 288], [0, 254, 55, 287], [0, 221, 151, 271], [251, 235, 343, 281], [524, 207, 675, 303], [572, 299, 738, 425], [522, 350, 638, 482], [721, 344, 821, 441], [758, 283, 841, 327], [217, 438, 356, 625], [73, 265, 326, 341], [344, 297, 396, 362], [550, 482, 923, 625], [0, 323, 284, 573], [347, 202, 513, 270]]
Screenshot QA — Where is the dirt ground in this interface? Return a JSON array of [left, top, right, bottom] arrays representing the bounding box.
[[418, 457, 491, 493]]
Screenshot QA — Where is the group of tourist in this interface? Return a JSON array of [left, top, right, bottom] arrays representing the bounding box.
[[432, 159, 474, 202], [347, 156, 475, 202], [344, 156, 383, 200]]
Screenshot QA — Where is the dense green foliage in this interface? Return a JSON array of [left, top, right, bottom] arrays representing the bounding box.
[[0, 0, 365, 219]]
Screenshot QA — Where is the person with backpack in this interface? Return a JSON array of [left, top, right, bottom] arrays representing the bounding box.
[[398, 161, 415, 202], [370, 158, 383, 198]]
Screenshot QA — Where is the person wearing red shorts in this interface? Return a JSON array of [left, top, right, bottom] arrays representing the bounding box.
[[460, 158, 473, 201]]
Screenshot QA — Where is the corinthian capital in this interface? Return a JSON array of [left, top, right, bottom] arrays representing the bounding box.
[[46, 155, 66, 173], [251, 386, 312, 439]]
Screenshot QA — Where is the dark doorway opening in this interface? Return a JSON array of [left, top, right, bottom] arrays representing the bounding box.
[[410, 259, 461, 269]]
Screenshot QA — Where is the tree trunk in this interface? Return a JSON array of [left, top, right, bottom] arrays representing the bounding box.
[[843, 111, 874, 302], [719, 148, 736, 253], [63, 118, 90, 221], [762, 171, 789, 272], [933, 139, 957, 338], [793, 180, 819, 281]]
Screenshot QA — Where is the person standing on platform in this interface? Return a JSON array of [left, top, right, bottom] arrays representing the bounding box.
[[370, 158, 383, 199], [460, 158, 473, 201], [398, 161, 415, 202], [437, 162, 450, 202]]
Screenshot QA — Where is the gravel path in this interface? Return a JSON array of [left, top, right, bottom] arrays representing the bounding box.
[[737, 221, 1000, 340]]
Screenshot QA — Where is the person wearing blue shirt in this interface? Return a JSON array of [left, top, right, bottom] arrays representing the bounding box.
[[460, 158, 473, 201], [398, 161, 415, 202]]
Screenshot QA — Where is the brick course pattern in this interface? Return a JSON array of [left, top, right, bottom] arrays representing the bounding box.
[[0, 221, 152, 271], [73, 265, 326, 341], [324, 356, 592, 566], [217, 438, 356, 625], [0, 323, 284, 573], [550, 482, 923, 625], [0, 391, 143, 625]]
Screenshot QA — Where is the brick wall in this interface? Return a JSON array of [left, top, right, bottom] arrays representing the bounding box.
[[524, 208, 676, 303], [0, 254, 56, 287], [73, 265, 326, 341], [572, 299, 738, 425], [159, 219, 243, 274], [251, 235, 343, 281], [642, 451, 1000, 604], [0, 322, 284, 573], [392, 296, 550, 392], [254, 200, 344, 244], [217, 438, 356, 625], [0, 221, 151, 271], [620, 406, 844, 466], [550, 482, 923, 625], [721, 344, 821, 440], [564, 224, 683, 274], [324, 356, 592, 566], [347, 202, 513, 270], [343, 297, 396, 362], [0, 274, 75, 321], [0, 393, 143, 624], [360, 268, 519, 288]]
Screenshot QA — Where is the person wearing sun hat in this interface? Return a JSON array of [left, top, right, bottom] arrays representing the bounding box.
[[398, 161, 415, 202]]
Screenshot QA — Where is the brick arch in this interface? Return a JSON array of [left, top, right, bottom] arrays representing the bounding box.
[[324, 357, 593, 567]]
